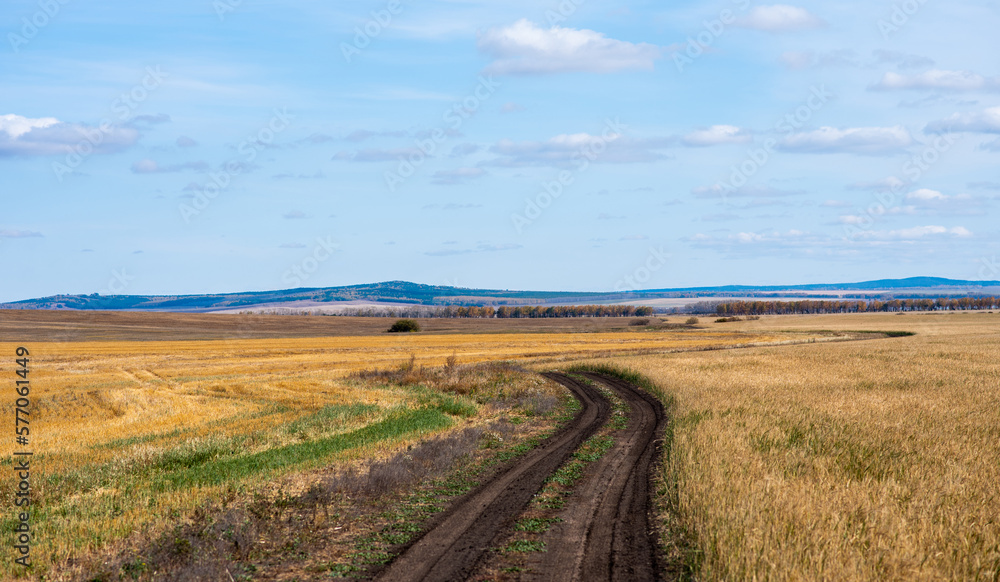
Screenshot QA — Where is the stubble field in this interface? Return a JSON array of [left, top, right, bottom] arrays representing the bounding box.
[[1, 310, 997, 580], [0, 313, 802, 579]]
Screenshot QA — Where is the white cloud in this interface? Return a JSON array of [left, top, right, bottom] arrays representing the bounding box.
[[900, 189, 982, 213], [345, 129, 409, 142], [485, 133, 671, 167], [500, 102, 526, 114], [0, 114, 139, 157], [681, 125, 752, 147], [477, 19, 661, 75], [331, 148, 427, 162], [856, 225, 973, 240], [0, 229, 43, 239], [906, 188, 946, 201], [0, 114, 59, 138], [131, 159, 209, 173], [778, 126, 913, 155], [980, 137, 1000, 151], [871, 70, 1000, 92], [848, 176, 909, 192], [871, 50, 935, 70], [688, 230, 812, 245], [925, 107, 1000, 134], [838, 206, 916, 224], [735, 5, 825, 33], [838, 214, 867, 225]]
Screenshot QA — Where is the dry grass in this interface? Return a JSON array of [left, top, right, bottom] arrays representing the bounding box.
[[572, 312, 1000, 581], [0, 326, 797, 580]]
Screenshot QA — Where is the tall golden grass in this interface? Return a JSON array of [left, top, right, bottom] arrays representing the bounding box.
[[580, 312, 1000, 581], [0, 327, 787, 579]]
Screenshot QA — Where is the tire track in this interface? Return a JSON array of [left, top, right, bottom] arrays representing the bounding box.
[[374, 373, 610, 582], [527, 372, 667, 582]]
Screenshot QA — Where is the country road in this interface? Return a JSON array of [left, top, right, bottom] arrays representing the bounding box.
[[374, 371, 667, 581]]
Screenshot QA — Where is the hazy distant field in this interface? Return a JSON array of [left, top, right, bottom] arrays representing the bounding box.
[[576, 312, 1000, 581]]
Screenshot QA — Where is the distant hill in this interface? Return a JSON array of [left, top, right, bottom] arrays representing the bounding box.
[[2, 277, 998, 312], [0, 281, 618, 312], [644, 276, 1000, 293]]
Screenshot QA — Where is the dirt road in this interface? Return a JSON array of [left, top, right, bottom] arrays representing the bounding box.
[[375, 373, 610, 582], [527, 372, 667, 581], [374, 371, 668, 581]]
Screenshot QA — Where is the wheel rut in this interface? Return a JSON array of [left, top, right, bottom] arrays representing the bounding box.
[[374, 373, 610, 582], [526, 372, 667, 582]]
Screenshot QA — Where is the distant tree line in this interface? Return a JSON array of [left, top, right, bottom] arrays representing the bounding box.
[[333, 305, 655, 318], [716, 297, 1000, 316], [493, 305, 654, 318]]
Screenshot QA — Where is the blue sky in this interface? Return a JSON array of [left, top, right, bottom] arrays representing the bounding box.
[[2, 0, 998, 301]]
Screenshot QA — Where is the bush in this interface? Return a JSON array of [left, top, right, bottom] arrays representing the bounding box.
[[388, 319, 421, 333], [685, 317, 700, 325], [629, 318, 651, 326]]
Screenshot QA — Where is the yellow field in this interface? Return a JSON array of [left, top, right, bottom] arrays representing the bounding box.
[[0, 329, 792, 459], [4, 314, 995, 581], [574, 312, 1000, 581], [0, 327, 792, 579]]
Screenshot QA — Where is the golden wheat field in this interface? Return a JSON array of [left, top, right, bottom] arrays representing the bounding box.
[[572, 312, 1000, 581], [2, 312, 997, 581], [0, 325, 799, 579]]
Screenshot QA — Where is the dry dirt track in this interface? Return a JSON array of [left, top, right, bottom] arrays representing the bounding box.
[[528, 372, 667, 582], [374, 372, 667, 582]]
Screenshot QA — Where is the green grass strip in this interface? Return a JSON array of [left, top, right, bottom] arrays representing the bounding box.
[[156, 407, 453, 489]]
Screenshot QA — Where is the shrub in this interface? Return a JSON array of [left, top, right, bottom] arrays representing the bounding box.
[[388, 319, 421, 333], [685, 317, 700, 325], [629, 318, 651, 326]]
